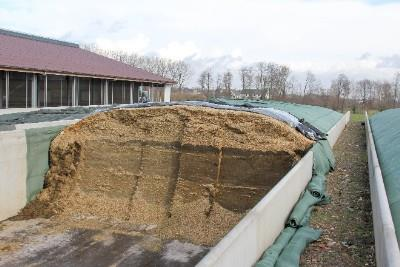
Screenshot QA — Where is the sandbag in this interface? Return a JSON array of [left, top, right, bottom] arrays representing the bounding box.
[[255, 208, 314, 267], [307, 174, 326, 199], [287, 190, 321, 228], [312, 140, 335, 176], [255, 227, 297, 267], [275, 226, 321, 267]]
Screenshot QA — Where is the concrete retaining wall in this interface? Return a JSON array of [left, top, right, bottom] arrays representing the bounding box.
[[327, 111, 350, 147], [365, 112, 400, 267], [0, 130, 27, 221], [197, 111, 350, 267], [0, 120, 77, 221]]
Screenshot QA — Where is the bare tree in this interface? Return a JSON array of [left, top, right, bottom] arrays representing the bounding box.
[[381, 81, 393, 109], [261, 63, 290, 99], [198, 71, 207, 91], [222, 71, 233, 96], [356, 79, 373, 110], [172, 61, 192, 90], [82, 44, 192, 89], [276, 65, 290, 98], [255, 62, 267, 94], [303, 71, 317, 96], [239, 67, 254, 91], [198, 69, 214, 97], [262, 63, 275, 99], [330, 74, 351, 111], [215, 73, 223, 97], [240, 67, 247, 91], [394, 72, 400, 107]]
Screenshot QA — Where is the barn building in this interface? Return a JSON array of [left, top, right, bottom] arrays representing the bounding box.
[[0, 29, 174, 109]]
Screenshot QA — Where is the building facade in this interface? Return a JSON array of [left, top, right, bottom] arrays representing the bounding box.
[[0, 29, 173, 109]]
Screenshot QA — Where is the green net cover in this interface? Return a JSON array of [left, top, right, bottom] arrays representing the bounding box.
[[210, 99, 342, 133], [25, 126, 64, 201], [370, 108, 400, 243], [311, 140, 335, 175]]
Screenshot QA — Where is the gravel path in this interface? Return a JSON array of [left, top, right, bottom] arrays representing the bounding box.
[[301, 121, 375, 266]]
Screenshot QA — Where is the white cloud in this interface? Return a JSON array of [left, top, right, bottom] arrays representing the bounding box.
[[0, 0, 399, 86], [158, 41, 200, 60], [95, 34, 150, 55]]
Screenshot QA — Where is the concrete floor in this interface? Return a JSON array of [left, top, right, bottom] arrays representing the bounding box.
[[0, 218, 209, 267]]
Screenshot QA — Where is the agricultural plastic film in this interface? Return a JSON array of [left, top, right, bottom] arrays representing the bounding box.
[[185, 101, 323, 141], [209, 98, 343, 134], [0, 107, 101, 127], [25, 126, 64, 201], [0, 102, 323, 141], [370, 108, 400, 243]]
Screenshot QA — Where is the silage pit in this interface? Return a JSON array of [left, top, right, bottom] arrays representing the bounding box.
[[22, 106, 313, 246]]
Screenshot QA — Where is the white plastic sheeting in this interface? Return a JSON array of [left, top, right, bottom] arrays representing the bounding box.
[[252, 108, 300, 128], [365, 112, 400, 267]]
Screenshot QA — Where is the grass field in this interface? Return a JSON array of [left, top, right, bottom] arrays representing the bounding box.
[[351, 110, 378, 122]]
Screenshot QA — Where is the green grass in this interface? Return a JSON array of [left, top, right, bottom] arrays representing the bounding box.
[[351, 110, 378, 122], [351, 113, 365, 122]]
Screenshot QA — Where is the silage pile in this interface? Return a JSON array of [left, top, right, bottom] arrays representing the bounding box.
[[19, 105, 313, 246]]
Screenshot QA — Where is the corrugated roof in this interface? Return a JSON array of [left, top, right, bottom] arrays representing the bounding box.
[[0, 29, 174, 84]]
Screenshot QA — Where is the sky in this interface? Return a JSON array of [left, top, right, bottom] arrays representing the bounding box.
[[0, 0, 399, 87]]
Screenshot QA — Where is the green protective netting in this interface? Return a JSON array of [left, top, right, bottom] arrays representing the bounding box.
[[210, 99, 342, 133], [307, 174, 326, 199], [311, 140, 335, 175], [370, 108, 400, 243], [25, 126, 64, 201], [275, 226, 321, 267], [287, 190, 322, 228], [255, 227, 297, 267], [255, 208, 314, 267]]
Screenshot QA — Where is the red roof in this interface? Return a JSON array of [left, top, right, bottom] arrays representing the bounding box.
[[0, 30, 174, 84]]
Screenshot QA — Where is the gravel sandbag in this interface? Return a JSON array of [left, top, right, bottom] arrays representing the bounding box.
[[256, 207, 314, 267], [287, 190, 321, 228], [307, 174, 326, 199], [275, 226, 321, 267]]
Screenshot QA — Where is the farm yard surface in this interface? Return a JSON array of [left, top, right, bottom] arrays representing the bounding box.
[[301, 118, 375, 266], [0, 105, 313, 266]]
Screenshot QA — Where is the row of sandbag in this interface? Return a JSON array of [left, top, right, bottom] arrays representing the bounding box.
[[256, 140, 335, 267]]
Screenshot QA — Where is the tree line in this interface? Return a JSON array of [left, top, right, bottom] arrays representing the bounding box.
[[197, 62, 400, 112], [82, 45, 399, 112], [82, 44, 192, 90]]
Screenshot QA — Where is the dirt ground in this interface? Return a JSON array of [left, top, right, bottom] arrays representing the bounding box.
[[301, 121, 375, 266]]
